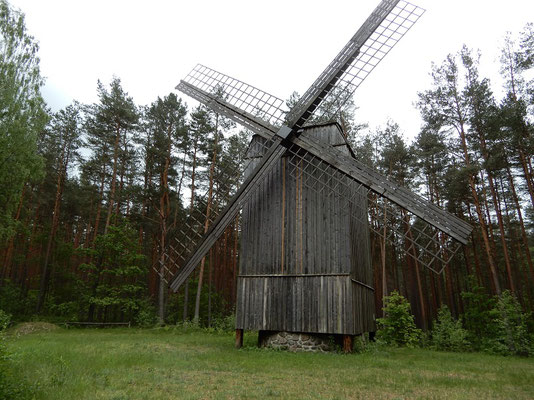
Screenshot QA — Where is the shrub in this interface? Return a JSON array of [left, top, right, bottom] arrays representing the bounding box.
[[0, 311, 11, 332], [376, 290, 422, 347], [431, 305, 470, 352], [0, 310, 33, 399], [210, 312, 236, 333], [165, 279, 228, 326], [134, 299, 158, 328], [0, 280, 36, 319], [460, 277, 497, 350], [487, 291, 531, 356]]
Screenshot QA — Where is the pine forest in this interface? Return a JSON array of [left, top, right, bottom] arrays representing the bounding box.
[[1, 1, 534, 340]]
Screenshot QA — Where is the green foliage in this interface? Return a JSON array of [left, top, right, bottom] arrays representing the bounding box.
[[166, 278, 229, 326], [0, 311, 33, 399], [0, 280, 35, 318], [462, 281, 532, 356], [0, 310, 10, 331], [133, 298, 158, 328], [209, 312, 235, 333], [0, 0, 48, 240], [431, 305, 470, 352], [376, 290, 422, 347], [487, 291, 532, 356], [461, 277, 498, 350], [78, 221, 149, 322]]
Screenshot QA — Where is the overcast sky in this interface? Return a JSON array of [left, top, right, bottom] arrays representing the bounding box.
[[10, 0, 534, 140]]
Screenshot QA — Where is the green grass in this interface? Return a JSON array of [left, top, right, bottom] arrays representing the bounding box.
[[5, 325, 534, 399]]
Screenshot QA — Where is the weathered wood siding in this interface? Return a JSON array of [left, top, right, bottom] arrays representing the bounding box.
[[236, 122, 374, 334]]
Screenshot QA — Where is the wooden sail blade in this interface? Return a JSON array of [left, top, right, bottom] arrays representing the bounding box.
[[286, 0, 424, 129], [177, 64, 287, 130], [177, 80, 278, 140], [291, 135, 472, 245], [168, 81, 471, 289], [168, 138, 285, 292], [178, 80, 471, 245]]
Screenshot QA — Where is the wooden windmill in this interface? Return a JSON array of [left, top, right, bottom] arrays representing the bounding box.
[[163, 0, 473, 351]]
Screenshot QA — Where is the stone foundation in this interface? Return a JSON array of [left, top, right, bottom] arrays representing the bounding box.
[[260, 331, 331, 352]]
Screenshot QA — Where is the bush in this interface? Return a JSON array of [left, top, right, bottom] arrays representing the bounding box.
[[165, 279, 228, 326], [0, 311, 11, 332], [431, 305, 470, 352], [134, 299, 158, 328], [210, 312, 236, 333], [0, 310, 33, 399], [0, 280, 36, 319], [460, 277, 497, 350], [376, 291, 422, 347], [487, 291, 531, 356]]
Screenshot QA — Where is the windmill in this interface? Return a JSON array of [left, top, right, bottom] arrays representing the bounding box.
[[164, 0, 473, 352]]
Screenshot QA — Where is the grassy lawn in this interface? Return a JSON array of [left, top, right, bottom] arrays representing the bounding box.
[[5, 325, 534, 400]]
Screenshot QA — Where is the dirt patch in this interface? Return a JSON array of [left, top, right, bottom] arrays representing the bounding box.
[[9, 322, 61, 336]]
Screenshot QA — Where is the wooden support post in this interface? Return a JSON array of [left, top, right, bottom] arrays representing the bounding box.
[[235, 329, 244, 349], [343, 334, 353, 353]]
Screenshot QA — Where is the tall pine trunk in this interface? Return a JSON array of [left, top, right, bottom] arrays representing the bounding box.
[[104, 122, 121, 234], [194, 115, 219, 323], [37, 149, 70, 312]]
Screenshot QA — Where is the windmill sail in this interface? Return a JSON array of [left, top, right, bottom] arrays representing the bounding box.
[[167, 76, 471, 290], [164, 0, 470, 292]]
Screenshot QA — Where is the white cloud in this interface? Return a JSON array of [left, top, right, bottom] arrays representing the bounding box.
[[10, 0, 534, 140]]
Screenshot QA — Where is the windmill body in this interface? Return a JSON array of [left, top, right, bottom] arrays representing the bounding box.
[[238, 123, 374, 337], [168, 0, 473, 352]]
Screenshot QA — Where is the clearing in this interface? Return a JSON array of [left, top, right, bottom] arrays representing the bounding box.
[[5, 326, 534, 399]]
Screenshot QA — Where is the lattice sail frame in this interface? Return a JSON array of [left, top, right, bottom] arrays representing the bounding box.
[[161, 0, 472, 288], [287, 0, 425, 127], [156, 120, 466, 285], [179, 1, 425, 130]]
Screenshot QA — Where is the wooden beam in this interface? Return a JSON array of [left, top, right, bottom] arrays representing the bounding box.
[[235, 329, 244, 349], [343, 334, 353, 353], [169, 138, 285, 291], [292, 135, 473, 244], [171, 80, 473, 294]]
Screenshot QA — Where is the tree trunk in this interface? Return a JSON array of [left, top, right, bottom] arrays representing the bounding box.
[[104, 122, 121, 234], [505, 163, 534, 283], [158, 124, 173, 323], [380, 203, 388, 315], [456, 122, 501, 293], [194, 115, 219, 323], [183, 140, 199, 322], [37, 149, 70, 313], [487, 171, 514, 292], [1, 186, 25, 282], [92, 164, 107, 246]]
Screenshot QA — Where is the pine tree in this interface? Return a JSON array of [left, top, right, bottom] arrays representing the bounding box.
[[83, 78, 139, 237], [36, 104, 82, 312], [0, 0, 48, 241], [144, 93, 187, 323], [417, 54, 502, 294], [461, 47, 515, 293]]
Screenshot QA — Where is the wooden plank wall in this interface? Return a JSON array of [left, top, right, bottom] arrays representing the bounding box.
[[237, 123, 374, 334], [236, 275, 353, 334]]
